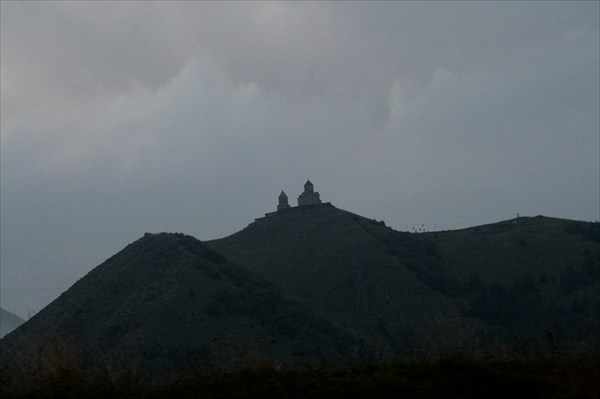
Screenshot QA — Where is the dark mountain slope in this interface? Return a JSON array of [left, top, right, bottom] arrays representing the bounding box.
[[209, 206, 599, 349], [427, 216, 600, 343], [208, 205, 477, 353], [1, 233, 359, 376]]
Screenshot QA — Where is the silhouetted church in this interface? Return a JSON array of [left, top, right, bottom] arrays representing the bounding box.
[[297, 180, 322, 206], [277, 191, 290, 211], [270, 180, 324, 216]]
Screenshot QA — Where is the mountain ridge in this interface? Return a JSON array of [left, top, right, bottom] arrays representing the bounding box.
[[2, 204, 598, 376]]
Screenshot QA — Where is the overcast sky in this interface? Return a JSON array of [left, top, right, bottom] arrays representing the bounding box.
[[1, 1, 598, 318]]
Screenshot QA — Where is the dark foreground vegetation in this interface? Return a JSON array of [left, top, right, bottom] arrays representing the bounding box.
[[1, 348, 599, 399]]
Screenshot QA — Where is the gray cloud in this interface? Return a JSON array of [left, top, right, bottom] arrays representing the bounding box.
[[1, 1, 598, 318]]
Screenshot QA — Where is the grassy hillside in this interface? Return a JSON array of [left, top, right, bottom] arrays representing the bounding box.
[[209, 205, 473, 354], [1, 233, 361, 376], [430, 216, 598, 284], [428, 217, 599, 344], [2, 205, 598, 379], [210, 206, 599, 350]]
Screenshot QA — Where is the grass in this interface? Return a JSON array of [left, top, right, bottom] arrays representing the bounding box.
[[1, 347, 599, 399]]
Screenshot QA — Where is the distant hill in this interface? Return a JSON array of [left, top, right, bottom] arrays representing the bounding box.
[[1, 204, 598, 376], [0, 308, 24, 338]]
